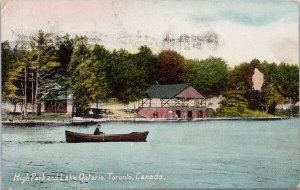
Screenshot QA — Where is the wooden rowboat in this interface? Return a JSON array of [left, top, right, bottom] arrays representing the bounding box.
[[65, 130, 149, 143]]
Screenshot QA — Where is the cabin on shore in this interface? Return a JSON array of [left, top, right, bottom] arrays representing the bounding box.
[[138, 83, 207, 119], [43, 94, 73, 113]]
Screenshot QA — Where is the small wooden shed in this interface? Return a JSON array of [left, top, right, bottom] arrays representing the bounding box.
[[43, 94, 73, 113]]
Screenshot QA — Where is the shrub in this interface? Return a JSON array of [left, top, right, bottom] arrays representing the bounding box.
[[206, 108, 217, 117]]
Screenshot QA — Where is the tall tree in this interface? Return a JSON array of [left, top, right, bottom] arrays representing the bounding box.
[[68, 35, 91, 116], [68, 35, 91, 75], [52, 34, 75, 98], [133, 45, 156, 84], [72, 58, 108, 116], [1, 41, 15, 94], [184, 57, 229, 97], [217, 59, 261, 116], [218, 90, 248, 116], [2, 41, 33, 118], [262, 82, 284, 113], [260, 61, 298, 113], [155, 50, 185, 84], [228, 59, 264, 110], [55, 34, 74, 75], [70, 42, 109, 116], [261, 62, 299, 103], [107, 49, 148, 105], [90, 44, 110, 109], [15, 49, 33, 119], [30, 30, 60, 115], [277, 63, 299, 103], [69, 36, 109, 116]]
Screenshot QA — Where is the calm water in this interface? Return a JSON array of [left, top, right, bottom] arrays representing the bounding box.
[[2, 119, 300, 189]]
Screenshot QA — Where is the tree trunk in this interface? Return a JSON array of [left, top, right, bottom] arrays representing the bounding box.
[[24, 66, 28, 118], [13, 103, 16, 114], [5, 101, 8, 115], [37, 102, 41, 116], [35, 66, 39, 116], [20, 102, 24, 120], [32, 71, 35, 115], [96, 99, 99, 117], [20, 80, 25, 119], [265, 105, 269, 113], [72, 103, 74, 117]]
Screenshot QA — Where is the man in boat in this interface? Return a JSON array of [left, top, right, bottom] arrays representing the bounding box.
[[94, 124, 104, 135]]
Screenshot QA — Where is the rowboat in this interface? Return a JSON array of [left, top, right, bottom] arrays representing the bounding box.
[[65, 130, 149, 143]]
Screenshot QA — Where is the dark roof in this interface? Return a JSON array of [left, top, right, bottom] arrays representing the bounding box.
[[44, 94, 68, 101], [145, 83, 191, 98]]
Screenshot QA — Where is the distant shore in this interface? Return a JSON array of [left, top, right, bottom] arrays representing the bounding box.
[[1, 116, 293, 125]]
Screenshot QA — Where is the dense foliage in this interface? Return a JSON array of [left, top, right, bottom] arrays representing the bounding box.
[[2, 31, 299, 117], [217, 59, 299, 116], [184, 57, 229, 97], [155, 50, 185, 84]]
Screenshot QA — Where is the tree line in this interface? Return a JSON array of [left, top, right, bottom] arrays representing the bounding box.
[[1, 30, 299, 117]]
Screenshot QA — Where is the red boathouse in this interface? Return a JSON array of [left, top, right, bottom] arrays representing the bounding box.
[[138, 84, 207, 119]]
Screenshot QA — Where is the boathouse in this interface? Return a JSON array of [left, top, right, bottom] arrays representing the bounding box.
[[138, 83, 207, 119]]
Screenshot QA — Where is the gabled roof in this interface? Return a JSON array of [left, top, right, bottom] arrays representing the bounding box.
[[145, 83, 190, 98], [145, 83, 204, 99], [176, 86, 205, 99]]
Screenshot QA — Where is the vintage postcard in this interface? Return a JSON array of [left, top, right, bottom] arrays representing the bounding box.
[[1, 0, 299, 189]]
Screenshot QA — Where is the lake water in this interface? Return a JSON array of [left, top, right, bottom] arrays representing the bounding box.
[[2, 119, 300, 189]]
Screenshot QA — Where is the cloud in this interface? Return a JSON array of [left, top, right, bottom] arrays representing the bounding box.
[[205, 21, 299, 65], [1, 0, 298, 65]]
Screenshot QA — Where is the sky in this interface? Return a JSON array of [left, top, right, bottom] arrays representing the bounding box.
[[1, 0, 299, 65]]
